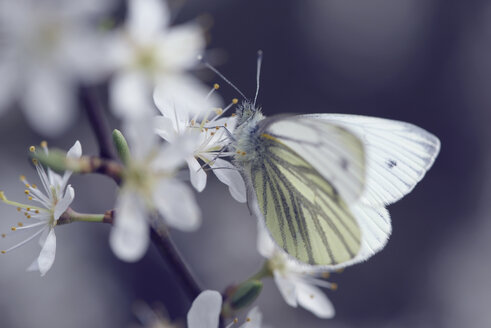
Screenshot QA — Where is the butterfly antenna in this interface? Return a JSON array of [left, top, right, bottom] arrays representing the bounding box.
[[198, 55, 248, 100], [253, 50, 263, 107]]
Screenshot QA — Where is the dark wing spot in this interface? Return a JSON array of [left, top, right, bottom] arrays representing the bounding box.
[[341, 158, 349, 170], [387, 160, 397, 168]]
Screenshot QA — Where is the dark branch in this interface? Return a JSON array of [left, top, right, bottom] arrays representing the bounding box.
[[80, 85, 117, 160], [151, 227, 202, 300]]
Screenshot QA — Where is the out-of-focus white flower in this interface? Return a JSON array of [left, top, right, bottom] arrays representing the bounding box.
[[257, 223, 336, 319], [0, 0, 113, 136], [110, 116, 201, 262], [187, 290, 263, 328], [155, 91, 246, 203], [107, 0, 219, 120], [0, 141, 82, 276]]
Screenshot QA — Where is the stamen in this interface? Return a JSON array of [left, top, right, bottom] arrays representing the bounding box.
[[24, 190, 29, 195], [1, 234, 5, 238], [19, 175, 26, 182], [322, 272, 330, 279], [40, 140, 48, 148], [17, 222, 23, 227], [11, 227, 16, 231], [29, 146, 35, 152], [1, 227, 45, 253], [16, 207, 21, 212]]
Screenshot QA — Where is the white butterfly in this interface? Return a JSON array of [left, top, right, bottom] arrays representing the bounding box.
[[205, 52, 440, 269]]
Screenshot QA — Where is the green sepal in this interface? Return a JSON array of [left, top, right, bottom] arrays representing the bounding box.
[[112, 129, 131, 165]]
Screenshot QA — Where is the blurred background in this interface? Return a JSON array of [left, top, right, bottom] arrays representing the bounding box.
[[1, 0, 490, 327]]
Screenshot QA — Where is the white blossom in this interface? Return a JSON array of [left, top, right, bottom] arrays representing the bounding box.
[[106, 0, 219, 120], [0, 0, 113, 136], [257, 223, 336, 319], [154, 93, 246, 203], [187, 290, 263, 328], [0, 141, 82, 276], [110, 115, 201, 262]]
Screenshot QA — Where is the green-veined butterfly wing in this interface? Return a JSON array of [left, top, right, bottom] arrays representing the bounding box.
[[245, 118, 367, 266]]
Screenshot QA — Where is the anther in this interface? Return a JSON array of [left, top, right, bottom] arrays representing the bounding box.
[[31, 184, 37, 189], [32, 159, 38, 165], [17, 222, 23, 227], [210, 132, 215, 136], [11, 227, 16, 231], [26, 208, 30, 211], [29, 146, 36, 152], [231, 113, 236, 117], [26, 215, 31, 219], [16, 207, 21, 212], [246, 318, 251, 322], [331, 283, 338, 291], [24, 190, 29, 195], [25, 184, 30, 188], [214, 83, 220, 90], [40, 140, 48, 148], [241, 151, 246, 156], [20, 175, 26, 181], [1, 251, 5, 254], [224, 123, 228, 127], [233, 318, 238, 323], [215, 108, 223, 115], [232, 98, 239, 104], [1, 234, 5, 238], [28, 196, 32, 201], [322, 272, 330, 279], [35, 210, 39, 214], [0, 191, 6, 201]]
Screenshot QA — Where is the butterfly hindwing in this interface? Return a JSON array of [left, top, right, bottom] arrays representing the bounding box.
[[249, 131, 362, 266]]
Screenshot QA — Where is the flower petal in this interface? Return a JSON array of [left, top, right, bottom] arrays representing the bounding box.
[[211, 158, 246, 203], [154, 115, 177, 143], [154, 74, 222, 118], [153, 179, 201, 231], [54, 185, 75, 221], [256, 221, 276, 258], [156, 24, 205, 71], [60, 141, 83, 189], [295, 280, 335, 319], [110, 70, 155, 119], [187, 158, 207, 192], [110, 192, 150, 262], [274, 270, 298, 307], [66, 140, 82, 159], [123, 116, 158, 161], [187, 290, 222, 328], [28, 228, 56, 276], [127, 0, 169, 42], [21, 68, 76, 137], [239, 307, 263, 328]]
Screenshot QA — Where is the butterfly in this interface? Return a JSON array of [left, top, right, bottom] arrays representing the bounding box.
[[204, 52, 440, 269]]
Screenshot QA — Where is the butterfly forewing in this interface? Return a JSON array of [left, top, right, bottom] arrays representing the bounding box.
[[250, 133, 362, 266], [305, 114, 440, 206]]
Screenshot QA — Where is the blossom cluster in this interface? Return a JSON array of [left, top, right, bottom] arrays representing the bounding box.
[[0, 0, 350, 326]]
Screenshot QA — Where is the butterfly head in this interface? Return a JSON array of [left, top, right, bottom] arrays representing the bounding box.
[[234, 100, 262, 127]]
